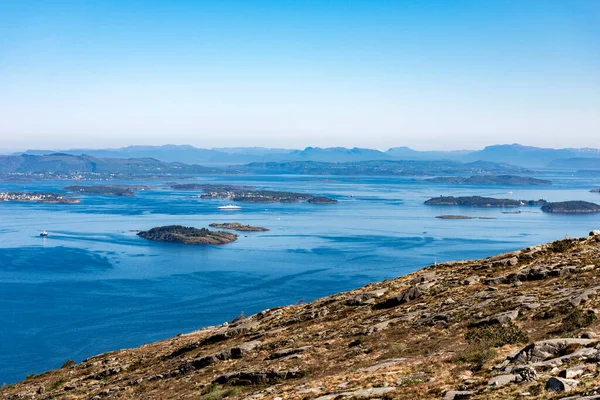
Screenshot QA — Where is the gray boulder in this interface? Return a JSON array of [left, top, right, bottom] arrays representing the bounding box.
[[374, 286, 423, 309], [488, 374, 520, 387], [511, 338, 597, 364], [442, 391, 473, 400], [559, 365, 586, 379], [546, 377, 579, 392]]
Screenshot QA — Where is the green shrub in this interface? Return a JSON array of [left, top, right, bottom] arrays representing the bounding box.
[[465, 321, 529, 348], [560, 309, 597, 333], [550, 239, 576, 253], [199, 384, 239, 400], [455, 322, 528, 371], [453, 344, 497, 371]]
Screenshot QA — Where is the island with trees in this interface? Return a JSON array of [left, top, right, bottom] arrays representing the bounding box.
[[137, 225, 238, 245], [424, 175, 552, 185], [209, 222, 269, 232], [541, 201, 600, 214], [170, 183, 338, 204], [425, 196, 547, 207], [64, 185, 151, 196]]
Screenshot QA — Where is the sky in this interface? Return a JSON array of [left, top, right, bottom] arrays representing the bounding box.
[[0, 0, 599, 151]]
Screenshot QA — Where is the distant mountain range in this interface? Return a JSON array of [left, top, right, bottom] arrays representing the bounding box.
[[8, 143, 600, 169], [0, 153, 528, 178]]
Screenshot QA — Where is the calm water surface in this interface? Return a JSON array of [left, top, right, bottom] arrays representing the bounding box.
[[2, 174, 600, 383]]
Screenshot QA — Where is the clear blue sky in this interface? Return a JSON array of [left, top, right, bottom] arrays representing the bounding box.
[[0, 0, 598, 150]]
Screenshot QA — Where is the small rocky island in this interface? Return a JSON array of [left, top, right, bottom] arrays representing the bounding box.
[[171, 183, 338, 204], [425, 196, 547, 207], [591, 188, 600, 193], [0, 191, 79, 204], [65, 185, 151, 196], [424, 175, 552, 185], [436, 215, 496, 220], [137, 225, 238, 245], [541, 201, 600, 214], [209, 222, 269, 232]]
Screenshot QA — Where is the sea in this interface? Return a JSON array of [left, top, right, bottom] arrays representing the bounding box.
[[2, 173, 600, 384]]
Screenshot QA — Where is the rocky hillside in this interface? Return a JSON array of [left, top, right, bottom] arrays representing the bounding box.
[[5, 232, 600, 400]]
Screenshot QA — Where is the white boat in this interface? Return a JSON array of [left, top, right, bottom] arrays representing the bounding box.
[[40, 230, 48, 237], [218, 204, 242, 210]]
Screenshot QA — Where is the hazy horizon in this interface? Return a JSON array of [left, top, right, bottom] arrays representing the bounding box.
[[1, 1, 598, 150], [3, 142, 600, 156]]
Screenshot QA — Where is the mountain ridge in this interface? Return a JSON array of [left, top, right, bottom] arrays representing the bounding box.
[[9, 143, 600, 168]]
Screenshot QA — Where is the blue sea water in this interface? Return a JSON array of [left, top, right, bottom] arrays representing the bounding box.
[[2, 173, 600, 384]]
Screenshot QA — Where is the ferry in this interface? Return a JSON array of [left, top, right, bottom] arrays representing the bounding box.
[[218, 204, 242, 210], [40, 230, 48, 237]]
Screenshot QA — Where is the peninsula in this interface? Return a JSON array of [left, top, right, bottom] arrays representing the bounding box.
[[64, 185, 151, 196], [208, 222, 269, 232], [0, 191, 79, 204], [541, 201, 600, 214], [425, 196, 547, 207], [424, 175, 552, 185], [7, 231, 600, 399], [137, 225, 238, 245]]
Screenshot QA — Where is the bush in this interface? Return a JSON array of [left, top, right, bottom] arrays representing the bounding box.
[[550, 239, 576, 253], [465, 321, 529, 348], [453, 345, 497, 371], [560, 309, 597, 333], [455, 322, 528, 371], [199, 384, 239, 400]]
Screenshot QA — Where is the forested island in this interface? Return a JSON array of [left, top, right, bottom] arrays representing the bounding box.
[[137, 225, 238, 245], [425, 196, 547, 207], [424, 175, 552, 185], [541, 201, 600, 214], [170, 183, 338, 204], [0, 191, 79, 204], [64, 185, 151, 196], [209, 222, 269, 231]]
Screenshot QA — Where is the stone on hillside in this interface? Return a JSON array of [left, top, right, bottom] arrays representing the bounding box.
[[581, 331, 599, 339], [472, 309, 519, 326], [463, 276, 480, 285], [442, 390, 474, 400], [511, 338, 597, 364], [569, 288, 599, 307], [559, 365, 586, 379], [545, 377, 579, 392], [590, 230, 600, 236], [313, 387, 397, 400], [363, 317, 402, 335], [214, 369, 302, 385], [374, 286, 423, 309], [267, 346, 312, 360], [515, 366, 538, 382], [410, 272, 437, 285], [347, 289, 387, 306], [231, 340, 262, 358], [488, 374, 520, 387]]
